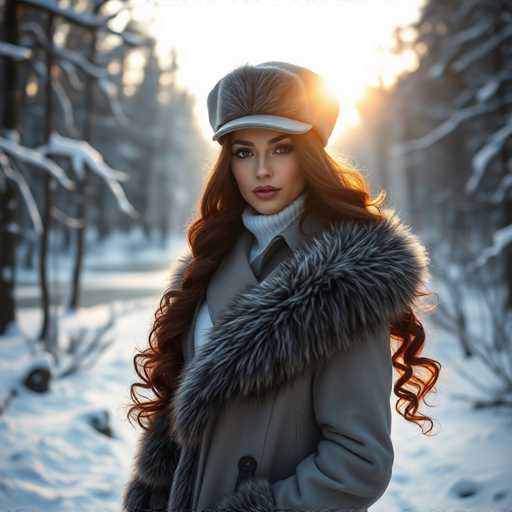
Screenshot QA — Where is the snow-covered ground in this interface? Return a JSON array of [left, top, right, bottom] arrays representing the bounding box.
[[0, 304, 147, 511], [374, 318, 512, 512], [0, 232, 511, 512]]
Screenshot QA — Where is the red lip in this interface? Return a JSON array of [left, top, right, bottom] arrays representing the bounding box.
[[253, 186, 280, 192]]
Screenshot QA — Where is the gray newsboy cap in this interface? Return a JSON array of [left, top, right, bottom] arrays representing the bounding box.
[[207, 61, 339, 147]]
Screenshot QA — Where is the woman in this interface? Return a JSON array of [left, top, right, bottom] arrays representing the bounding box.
[[123, 61, 441, 512]]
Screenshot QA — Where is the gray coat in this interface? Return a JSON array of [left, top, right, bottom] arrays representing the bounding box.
[[122, 209, 430, 512]]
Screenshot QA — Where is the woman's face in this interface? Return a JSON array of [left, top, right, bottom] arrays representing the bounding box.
[[230, 127, 306, 215]]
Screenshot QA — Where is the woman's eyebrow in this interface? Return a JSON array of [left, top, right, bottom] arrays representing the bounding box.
[[231, 134, 291, 146]]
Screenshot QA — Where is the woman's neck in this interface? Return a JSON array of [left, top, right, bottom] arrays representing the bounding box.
[[241, 191, 307, 261]]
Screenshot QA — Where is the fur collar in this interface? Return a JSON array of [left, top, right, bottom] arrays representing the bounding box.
[[169, 209, 430, 448]]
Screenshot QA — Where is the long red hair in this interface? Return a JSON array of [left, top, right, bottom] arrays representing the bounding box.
[[125, 129, 441, 435]]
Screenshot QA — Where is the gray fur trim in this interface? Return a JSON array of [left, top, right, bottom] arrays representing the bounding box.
[[171, 210, 430, 447], [134, 408, 181, 488], [168, 250, 193, 290], [122, 475, 151, 512], [167, 444, 200, 512], [212, 477, 276, 512], [122, 407, 181, 511]]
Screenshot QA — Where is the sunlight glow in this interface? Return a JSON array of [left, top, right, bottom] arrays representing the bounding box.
[[129, 0, 425, 147]]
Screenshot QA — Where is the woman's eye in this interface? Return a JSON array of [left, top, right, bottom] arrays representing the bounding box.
[[233, 148, 252, 159], [274, 144, 294, 155]]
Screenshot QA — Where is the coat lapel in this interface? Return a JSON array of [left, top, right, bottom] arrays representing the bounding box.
[[169, 208, 431, 448], [206, 209, 326, 324], [250, 211, 326, 279], [182, 300, 200, 365], [206, 229, 258, 326]]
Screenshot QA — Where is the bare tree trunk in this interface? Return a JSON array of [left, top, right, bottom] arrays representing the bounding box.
[[0, 0, 20, 334], [38, 11, 55, 342], [495, 1, 512, 311], [69, 20, 98, 310]]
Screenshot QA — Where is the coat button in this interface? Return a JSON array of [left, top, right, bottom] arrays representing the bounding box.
[[235, 455, 257, 492], [238, 455, 257, 473]]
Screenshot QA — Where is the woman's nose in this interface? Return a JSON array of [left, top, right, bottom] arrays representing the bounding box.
[[255, 156, 272, 177]]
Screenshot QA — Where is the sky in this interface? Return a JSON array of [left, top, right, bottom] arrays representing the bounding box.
[[121, 0, 425, 148]]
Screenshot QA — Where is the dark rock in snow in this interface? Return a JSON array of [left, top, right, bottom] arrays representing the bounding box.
[[449, 478, 481, 499], [85, 408, 114, 438], [23, 367, 51, 393]]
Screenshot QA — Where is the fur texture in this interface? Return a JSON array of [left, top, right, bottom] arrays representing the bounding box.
[[122, 406, 181, 511], [217, 63, 311, 128], [169, 210, 429, 447], [123, 209, 430, 512], [212, 477, 276, 512]]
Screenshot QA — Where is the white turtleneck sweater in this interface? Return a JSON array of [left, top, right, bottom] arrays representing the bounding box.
[[241, 192, 306, 263], [193, 192, 307, 353]]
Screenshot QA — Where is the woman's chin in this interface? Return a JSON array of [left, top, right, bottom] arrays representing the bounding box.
[[247, 196, 290, 215]]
